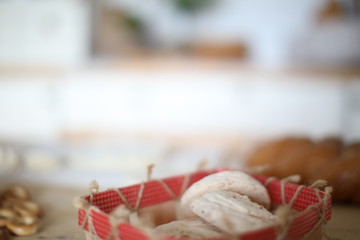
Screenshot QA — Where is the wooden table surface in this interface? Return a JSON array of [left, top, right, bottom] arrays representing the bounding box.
[[3, 183, 359, 240]]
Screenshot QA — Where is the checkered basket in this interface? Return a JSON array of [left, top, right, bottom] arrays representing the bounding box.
[[76, 169, 331, 240]]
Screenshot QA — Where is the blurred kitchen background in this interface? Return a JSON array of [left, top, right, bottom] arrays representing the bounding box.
[[0, 0, 360, 188]]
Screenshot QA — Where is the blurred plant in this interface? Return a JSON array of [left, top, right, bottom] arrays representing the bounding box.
[[121, 14, 144, 34], [114, 11, 146, 44], [173, 0, 217, 13]]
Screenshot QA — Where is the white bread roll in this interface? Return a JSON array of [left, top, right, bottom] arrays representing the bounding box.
[[181, 171, 271, 217], [190, 191, 278, 235], [153, 218, 227, 239]]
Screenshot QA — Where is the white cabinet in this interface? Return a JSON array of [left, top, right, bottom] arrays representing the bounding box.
[[0, 0, 91, 66], [0, 69, 358, 141], [0, 66, 359, 176], [0, 77, 59, 140]]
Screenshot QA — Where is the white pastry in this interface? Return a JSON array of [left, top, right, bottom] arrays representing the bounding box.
[[153, 218, 226, 239], [190, 191, 278, 235], [181, 171, 271, 217]]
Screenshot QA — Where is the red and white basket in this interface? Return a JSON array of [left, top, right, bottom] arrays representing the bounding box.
[[76, 169, 332, 240]]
